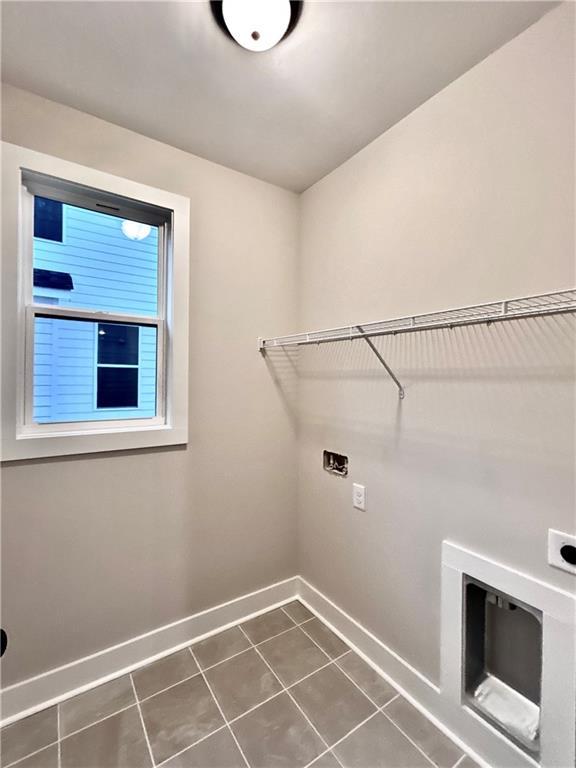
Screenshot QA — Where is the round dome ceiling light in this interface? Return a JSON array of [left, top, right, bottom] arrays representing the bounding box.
[[212, 0, 302, 52]]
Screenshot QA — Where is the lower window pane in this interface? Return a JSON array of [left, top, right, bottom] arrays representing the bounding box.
[[33, 316, 157, 424]]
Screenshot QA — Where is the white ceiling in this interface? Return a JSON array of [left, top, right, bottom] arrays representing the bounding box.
[[1, 1, 556, 191]]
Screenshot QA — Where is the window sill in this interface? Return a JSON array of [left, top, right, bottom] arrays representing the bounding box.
[[2, 424, 188, 461]]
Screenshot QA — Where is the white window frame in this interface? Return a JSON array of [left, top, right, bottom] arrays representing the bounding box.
[[1, 142, 190, 459]]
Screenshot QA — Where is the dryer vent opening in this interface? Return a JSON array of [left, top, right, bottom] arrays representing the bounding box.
[[463, 576, 542, 758]]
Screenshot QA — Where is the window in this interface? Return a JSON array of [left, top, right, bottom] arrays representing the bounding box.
[[2, 143, 190, 459]]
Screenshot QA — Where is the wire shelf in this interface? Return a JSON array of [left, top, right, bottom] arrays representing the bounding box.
[[259, 289, 576, 350]]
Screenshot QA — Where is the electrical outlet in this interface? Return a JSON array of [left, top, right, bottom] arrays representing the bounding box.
[[548, 529, 576, 575], [353, 483, 366, 511]]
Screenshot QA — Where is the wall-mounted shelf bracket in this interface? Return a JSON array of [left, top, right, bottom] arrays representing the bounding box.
[[356, 325, 405, 399]]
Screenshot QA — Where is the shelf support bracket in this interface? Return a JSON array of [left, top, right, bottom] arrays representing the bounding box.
[[356, 325, 405, 400]]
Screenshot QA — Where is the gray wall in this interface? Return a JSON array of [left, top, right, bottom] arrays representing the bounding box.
[[295, 4, 575, 686], [0, 85, 299, 686]]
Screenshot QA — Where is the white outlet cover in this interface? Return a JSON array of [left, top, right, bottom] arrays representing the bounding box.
[[548, 529, 576, 575], [353, 483, 366, 511]]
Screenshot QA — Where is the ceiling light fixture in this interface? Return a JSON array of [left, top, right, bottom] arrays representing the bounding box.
[[212, 0, 302, 52]]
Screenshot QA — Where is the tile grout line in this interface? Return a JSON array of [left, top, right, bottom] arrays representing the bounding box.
[[221, 614, 455, 768], [237, 624, 344, 768], [281, 606, 317, 627], [57, 702, 61, 768], [188, 615, 313, 676], [152, 609, 327, 768], [154, 650, 352, 768], [251, 617, 315, 648], [57, 702, 137, 744], [297, 620, 382, 711], [380, 692, 400, 710], [3, 738, 61, 768], [129, 673, 156, 768], [296, 614, 462, 768], [299, 624, 439, 768], [290, 619, 380, 768], [302, 709, 381, 768], [154, 724, 229, 768], [188, 647, 252, 768], [137, 670, 204, 704], [380, 708, 441, 768], [3, 698, 146, 768]]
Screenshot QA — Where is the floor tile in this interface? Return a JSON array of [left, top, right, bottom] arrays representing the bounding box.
[[258, 626, 330, 687], [290, 664, 375, 745], [59, 675, 135, 737], [8, 744, 59, 768], [205, 648, 282, 720], [334, 712, 430, 768], [192, 627, 251, 670], [232, 692, 325, 768], [163, 727, 245, 768], [308, 751, 341, 768], [133, 649, 199, 700], [336, 653, 397, 707], [283, 601, 314, 624], [60, 705, 151, 768], [140, 675, 224, 764], [300, 619, 349, 659], [0, 707, 57, 766], [241, 608, 295, 644], [385, 697, 463, 768], [458, 757, 481, 768]]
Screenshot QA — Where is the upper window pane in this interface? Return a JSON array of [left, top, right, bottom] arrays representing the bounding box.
[[33, 201, 159, 316]]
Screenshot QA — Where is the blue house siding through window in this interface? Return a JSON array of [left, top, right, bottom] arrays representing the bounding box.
[[33, 203, 159, 424]]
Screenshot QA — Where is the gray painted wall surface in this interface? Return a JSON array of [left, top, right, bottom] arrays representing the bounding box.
[[1, 86, 299, 686], [295, 4, 575, 686]]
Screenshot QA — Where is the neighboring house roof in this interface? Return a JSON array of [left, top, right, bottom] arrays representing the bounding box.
[[33, 268, 74, 291]]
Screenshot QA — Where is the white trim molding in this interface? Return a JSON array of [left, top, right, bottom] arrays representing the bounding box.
[[1, 142, 190, 459], [0, 576, 299, 725], [441, 541, 576, 768]]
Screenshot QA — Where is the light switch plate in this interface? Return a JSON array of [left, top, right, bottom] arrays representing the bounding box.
[[353, 483, 366, 511], [548, 529, 576, 575]]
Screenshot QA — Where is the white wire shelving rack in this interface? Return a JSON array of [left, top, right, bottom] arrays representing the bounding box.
[[258, 288, 576, 400]]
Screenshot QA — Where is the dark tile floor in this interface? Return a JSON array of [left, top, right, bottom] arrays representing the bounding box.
[[1, 602, 478, 768]]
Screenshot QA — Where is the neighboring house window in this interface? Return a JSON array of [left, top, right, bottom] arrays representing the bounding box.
[[96, 324, 139, 409], [33, 268, 74, 306], [1, 144, 190, 459], [34, 197, 63, 242]]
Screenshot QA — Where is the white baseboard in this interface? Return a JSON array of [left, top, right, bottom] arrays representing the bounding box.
[[3, 571, 569, 768], [0, 576, 299, 726]]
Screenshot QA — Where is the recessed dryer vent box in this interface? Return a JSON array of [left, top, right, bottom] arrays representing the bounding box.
[[463, 576, 542, 759]]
